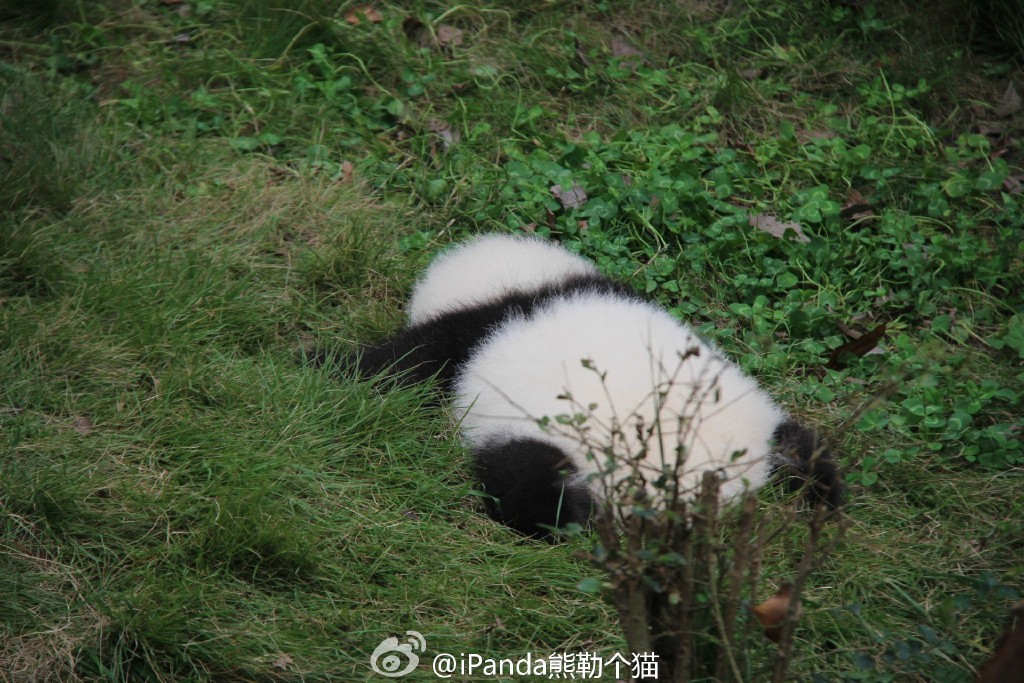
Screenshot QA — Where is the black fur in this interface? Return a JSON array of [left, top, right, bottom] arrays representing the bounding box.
[[473, 437, 593, 539], [769, 419, 843, 510], [311, 274, 632, 392]]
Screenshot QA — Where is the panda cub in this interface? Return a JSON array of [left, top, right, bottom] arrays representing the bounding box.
[[346, 234, 841, 538]]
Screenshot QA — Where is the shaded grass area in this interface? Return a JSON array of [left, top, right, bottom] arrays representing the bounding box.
[[2, 0, 1023, 680]]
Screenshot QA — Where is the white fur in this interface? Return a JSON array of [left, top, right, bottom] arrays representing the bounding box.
[[454, 292, 785, 506], [407, 234, 598, 325]]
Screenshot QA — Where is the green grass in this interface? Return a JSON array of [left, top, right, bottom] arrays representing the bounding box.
[[2, 1, 1022, 681]]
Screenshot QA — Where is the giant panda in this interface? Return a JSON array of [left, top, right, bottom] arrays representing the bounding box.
[[339, 233, 841, 538]]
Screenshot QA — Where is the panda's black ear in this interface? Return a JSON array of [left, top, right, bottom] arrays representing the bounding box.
[[769, 419, 843, 509]]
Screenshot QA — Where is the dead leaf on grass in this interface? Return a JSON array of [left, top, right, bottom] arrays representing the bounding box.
[[340, 160, 354, 183], [73, 416, 93, 435], [739, 67, 764, 80], [826, 323, 887, 370], [753, 584, 800, 643], [796, 129, 837, 144], [436, 25, 464, 48], [749, 213, 809, 243], [344, 4, 382, 25], [426, 119, 461, 151], [995, 81, 1021, 118], [1003, 175, 1023, 194], [403, 16, 463, 50], [610, 36, 643, 71], [611, 36, 643, 58], [551, 183, 588, 210], [840, 189, 874, 221], [272, 654, 294, 671]]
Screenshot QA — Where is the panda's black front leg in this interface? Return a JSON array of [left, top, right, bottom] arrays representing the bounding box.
[[769, 419, 843, 509], [310, 301, 516, 391], [307, 324, 458, 390]]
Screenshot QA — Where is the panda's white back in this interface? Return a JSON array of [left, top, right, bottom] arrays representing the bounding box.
[[406, 234, 598, 325], [454, 292, 784, 505]]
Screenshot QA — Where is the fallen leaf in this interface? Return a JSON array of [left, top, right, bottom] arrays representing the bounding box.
[[749, 214, 810, 243], [826, 323, 887, 370], [995, 82, 1019, 118], [436, 25, 464, 47], [550, 183, 588, 210], [401, 509, 420, 520], [797, 129, 837, 144], [426, 119, 461, 151], [337, 160, 353, 183], [520, 223, 537, 233], [840, 189, 874, 221], [610, 37, 643, 71], [739, 67, 764, 80], [611, 36, 642, 57], [273, 654, 294, 670], [344, 4, 382, 25], [74, 416, 93, 435], [994, 81, 1021, 118], [1004, 175, 1022, 194], [836, 321, 863, 339], [753, 584, 800, 643]]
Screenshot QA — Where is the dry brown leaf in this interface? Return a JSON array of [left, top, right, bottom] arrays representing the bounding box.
[[840, 189, 874, 221], [995, 81, 1021, 118], [610, 36, 643, 58], [739, 67, 764, 81], [272, 654, 294, 671], [836, 321, 862, 339], [1004, 175, 1023, 195], [520, 223, 537, 233], [610, 37, 643, 71], [344, 4, 382, 25], [426, 119, 461, 151], [550, 183, 588, 210], [340, 160, 354, 183], [436, 25, 464, 47], [753, 584, 800, 643], [749, 214, 809, 243], [797, 129, 837, 144], [826, 323, 887, 370], [73, 416, 93, 435]]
